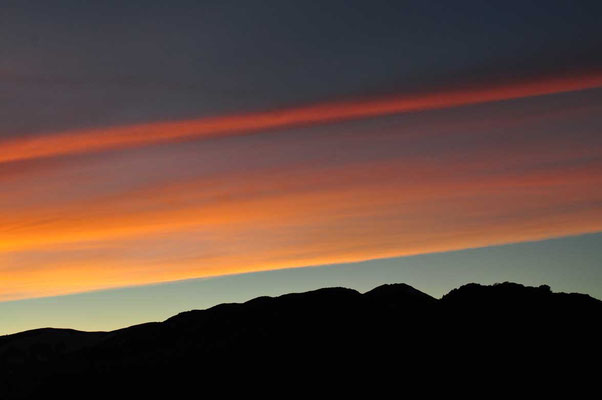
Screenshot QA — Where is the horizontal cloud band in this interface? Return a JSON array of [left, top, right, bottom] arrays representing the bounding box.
[[1, 73, 602, 164]]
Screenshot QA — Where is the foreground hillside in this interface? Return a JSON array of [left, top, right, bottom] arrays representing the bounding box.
[[1, 282, 600, 397]]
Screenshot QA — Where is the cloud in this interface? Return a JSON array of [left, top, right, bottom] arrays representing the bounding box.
[[1, 72, 601, 165], [1, 76, 601, 301], [1, 147, 600, 299]]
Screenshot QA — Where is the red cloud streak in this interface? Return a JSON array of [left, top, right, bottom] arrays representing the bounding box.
[[1, 72, 601, 164]]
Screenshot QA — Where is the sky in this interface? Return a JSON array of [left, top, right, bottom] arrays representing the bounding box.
[[1, 1, 601, 334]]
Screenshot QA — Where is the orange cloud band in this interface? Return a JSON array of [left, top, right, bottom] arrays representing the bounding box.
[[2, 154, 601, 299], [1, 73, 602, 164]]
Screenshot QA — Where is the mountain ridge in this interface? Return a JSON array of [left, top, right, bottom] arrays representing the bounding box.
[[1, 281, 600, 398]]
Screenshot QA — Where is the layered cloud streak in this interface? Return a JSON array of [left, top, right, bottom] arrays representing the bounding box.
[[1, 81, 601, 300], [2, 73, 602, 165]]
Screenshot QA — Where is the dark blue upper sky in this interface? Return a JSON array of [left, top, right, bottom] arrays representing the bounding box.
[[2, 0, 601, 134]]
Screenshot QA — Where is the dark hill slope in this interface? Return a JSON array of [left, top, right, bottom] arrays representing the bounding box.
[[1, 282, 600, 398]]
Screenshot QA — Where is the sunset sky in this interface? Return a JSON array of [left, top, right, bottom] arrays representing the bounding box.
[[1, 1, 602, 334]]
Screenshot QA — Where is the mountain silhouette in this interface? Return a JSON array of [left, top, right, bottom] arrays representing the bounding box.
[[1, 282, 600, 398]]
